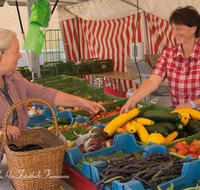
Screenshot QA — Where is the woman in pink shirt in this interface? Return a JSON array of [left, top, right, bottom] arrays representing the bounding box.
[[0, 28, 105, 161], [121, 6, 200, 114]]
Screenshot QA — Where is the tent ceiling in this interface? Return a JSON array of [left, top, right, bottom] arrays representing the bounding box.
[[57, 0, 200, 21], [2, 0, 89, 7]]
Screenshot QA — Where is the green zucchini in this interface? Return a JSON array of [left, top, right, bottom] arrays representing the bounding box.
[[155, 122, 177, 133], [142, 110, 182, 122], [177, 130, 189, 139], [144, 124, 169, 137], [185, 119, 200, 135]]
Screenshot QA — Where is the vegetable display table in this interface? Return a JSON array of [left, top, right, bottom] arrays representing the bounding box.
[[62, 162, 97, 190]]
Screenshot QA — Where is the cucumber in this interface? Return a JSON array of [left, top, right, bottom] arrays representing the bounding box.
[[142, 110, 182, 122], [155, 122, 177, 133], [185, 119, 200, 135], [144, 123, 169, 137]]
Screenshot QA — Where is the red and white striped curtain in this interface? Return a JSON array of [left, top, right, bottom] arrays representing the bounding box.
[[61, 12, 176, 92]]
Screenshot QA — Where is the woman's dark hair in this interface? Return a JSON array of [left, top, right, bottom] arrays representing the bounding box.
[[169, 6, 200, 38]]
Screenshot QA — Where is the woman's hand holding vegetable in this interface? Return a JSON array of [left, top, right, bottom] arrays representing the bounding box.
[[120, 74, 163, 115], [0, 125, 20, 142], [120, 97, 137, 114]]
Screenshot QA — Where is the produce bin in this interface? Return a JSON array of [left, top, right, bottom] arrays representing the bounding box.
[[124, 157, 200, 190], [62, 95, 128, 118], [41, 77, 88, 90], [17, 66, 32, 79], [56, 61, 76, 75], [33, 75, 71, 84], [93, 59, 113, 73], [91, 143, 198, 190], [75, 62, 95, 75], [40, 64, 57, 78], [68, 85, 105, 100], [90, 101, 153, 125], [166, 132, 200, 149], [28, 105, 58, 127], [64, 133, 144, 180]]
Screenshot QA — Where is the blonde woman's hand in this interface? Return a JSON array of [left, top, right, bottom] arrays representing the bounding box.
[[81, 99, 106, 115], [6, 125, 20, 142]]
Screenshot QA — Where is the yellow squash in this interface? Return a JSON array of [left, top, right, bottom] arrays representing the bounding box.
[[134, 118, 155, 126], [171, 108, 200, 120], [132, 121, 149, 144], [125, 122, 137, 134], [164, 131, 179, 145], [146, 132, 165, 145], [103, 108, 140, 136]]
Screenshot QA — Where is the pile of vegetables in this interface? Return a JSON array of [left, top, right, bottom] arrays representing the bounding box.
[[169, 139, 200, 158], [95, 150, 192, 190], [109, 107, 200, 146]]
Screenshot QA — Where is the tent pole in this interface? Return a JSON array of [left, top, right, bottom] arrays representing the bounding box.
[[142, 11, 150, 54], [120, 0, 150, 54], [15, 0, 33, 72]]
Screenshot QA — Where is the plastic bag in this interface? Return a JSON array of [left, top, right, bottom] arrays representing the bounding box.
[[23, 24, 45, 55], [29, 0, 50, 27]]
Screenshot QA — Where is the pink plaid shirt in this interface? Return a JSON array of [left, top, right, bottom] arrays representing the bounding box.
[[153, 38, 200, 109]]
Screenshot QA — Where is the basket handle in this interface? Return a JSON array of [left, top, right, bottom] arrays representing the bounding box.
[[2, 98, 58, 143]]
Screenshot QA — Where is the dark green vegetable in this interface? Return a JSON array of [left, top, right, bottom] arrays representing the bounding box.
[[155, 122, 177, 133], [57, 117, 71, 124], [144, 123, 169, 137], [177, 130, 189, 139], [73, 126, 88, 135], [61, 128, 78, 141], [185, 119, 200, 135], [142, 110, 182, 122]]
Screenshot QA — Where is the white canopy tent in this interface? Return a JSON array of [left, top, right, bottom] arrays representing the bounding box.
[[57, 0, 200, 21]]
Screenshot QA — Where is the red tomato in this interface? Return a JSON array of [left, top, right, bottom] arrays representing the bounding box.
[[177, 149, 189, 156], [184, 144, 190, 150], [188, 145, 198, 154], [174, 141, 186, 151], [116, 106, 121, 111], [169, 148, 177, 153]]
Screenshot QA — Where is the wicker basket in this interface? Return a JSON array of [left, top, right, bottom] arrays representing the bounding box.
[[0, 98, 68, 190]]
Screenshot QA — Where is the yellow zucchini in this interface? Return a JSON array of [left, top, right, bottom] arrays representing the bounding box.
[[132, 121, 149, 144], [146, 132, 165, 145], [171, 108, 200, 120], [125, 123, 137, 134], [134, 117, 155, 126], [164, 131, 179, 145], [103, 108, 140, 136]]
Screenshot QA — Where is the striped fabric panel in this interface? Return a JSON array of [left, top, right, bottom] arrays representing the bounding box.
[[146, 13, 176, 54], [60, 12, 177, 93], [77, 13, 146, 92]]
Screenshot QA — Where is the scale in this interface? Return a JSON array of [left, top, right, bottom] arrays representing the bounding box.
[[127, 60, 172, 107]]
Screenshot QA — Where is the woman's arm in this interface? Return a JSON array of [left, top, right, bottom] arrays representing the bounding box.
[[53, 91, 106, 115], [120, 74, 164, 114], [176, 98, 200, 109]]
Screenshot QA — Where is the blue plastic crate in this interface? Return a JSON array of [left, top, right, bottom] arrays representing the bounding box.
[[64, 133, 143, 180], [28, 104, 58, 127], [124, 159, 200, 190], [71, 115, 91, 126], [91, 143, 199, 190], [57, 110, 73, 123]]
